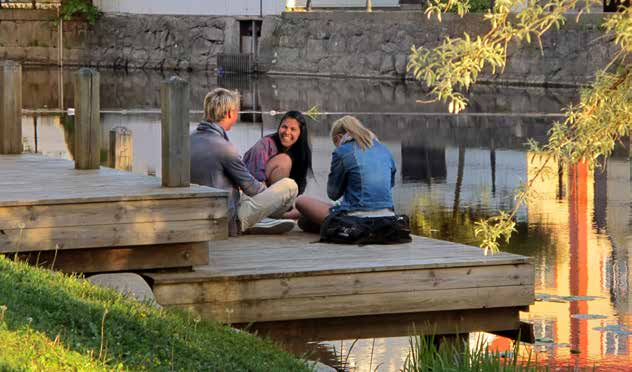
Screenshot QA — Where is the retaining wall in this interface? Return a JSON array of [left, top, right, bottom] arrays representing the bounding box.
[[0, 9, 618, 85]]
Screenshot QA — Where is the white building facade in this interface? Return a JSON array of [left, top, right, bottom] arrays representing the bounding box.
[[92, 0, 400, 16]]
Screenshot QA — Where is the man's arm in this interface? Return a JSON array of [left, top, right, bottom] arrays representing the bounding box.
[[222, 145, 266, 196]]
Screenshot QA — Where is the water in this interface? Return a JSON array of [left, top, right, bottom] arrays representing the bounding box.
[[19, 67, 632, 371]]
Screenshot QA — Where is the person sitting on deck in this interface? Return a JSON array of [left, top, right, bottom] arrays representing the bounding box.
[[242, 110, 313, 220], [296, 115, 411, 244], [190, 88, 298, 236]]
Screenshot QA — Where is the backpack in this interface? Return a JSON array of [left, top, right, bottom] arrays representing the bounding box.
[[319, 213, 412, 245]]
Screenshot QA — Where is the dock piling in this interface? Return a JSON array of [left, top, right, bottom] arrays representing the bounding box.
[[160, 76, 190, 187], [109, 127, 133, 171], [0, 61, 23, 155], [74, 68, 101, 169]]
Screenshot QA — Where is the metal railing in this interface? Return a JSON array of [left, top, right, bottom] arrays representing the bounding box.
[[217, 53, 256, 74], [0, 0, 60, 9]]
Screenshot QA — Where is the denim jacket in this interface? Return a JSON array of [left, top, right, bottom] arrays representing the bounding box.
[[327, 138, 396, 213], [190, 122, 266, 235]]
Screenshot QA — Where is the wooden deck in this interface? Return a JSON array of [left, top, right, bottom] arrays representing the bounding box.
[[147, 231, 535, 328], [1, 153, 535, 330], [0, 154, 228, 272]]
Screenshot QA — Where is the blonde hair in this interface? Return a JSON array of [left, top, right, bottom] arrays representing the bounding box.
[[204, 88, 240, 122], [330, 115, 375, 150]]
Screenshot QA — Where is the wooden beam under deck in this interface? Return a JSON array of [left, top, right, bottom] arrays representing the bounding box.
[[239, 307, 523, 345], [12, 242, 210, 274], [148, 232, 535, 325]]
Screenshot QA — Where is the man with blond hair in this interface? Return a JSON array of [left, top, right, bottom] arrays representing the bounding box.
[[190, 88, 298, 236]]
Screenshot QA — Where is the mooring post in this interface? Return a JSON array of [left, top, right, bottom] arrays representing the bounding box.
[[109, 127, 133, 171], [74, 68, 101, 169], [0, 61, 23, 155], [160, 76, 190, 187]]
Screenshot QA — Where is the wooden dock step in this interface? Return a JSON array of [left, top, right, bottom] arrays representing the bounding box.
[[147, 232, 534, 324], [0, 154, 228, 273]]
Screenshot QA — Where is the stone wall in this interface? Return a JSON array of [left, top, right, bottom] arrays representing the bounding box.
[[0, 10, 619, 85], [0, 10, 62, 65], [0, 10, 232, 70], [266, 12, 617, 85]]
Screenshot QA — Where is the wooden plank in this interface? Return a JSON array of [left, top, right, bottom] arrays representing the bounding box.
[[198, 257, 531, 276], [0, 197, 228, 229], [169, 285, 534, 323], [160, 76, 190, 187], [0, 187, 225, 206], [74, 68, 101, 170], [205, 246, 520, 263], [242, 307, 522, 344], [207, 233, 528, 261], [164, 256, 531, 279], [13, 242, 209, 273], [0, 155, 227, 207], [0, 61, 22, 154], [0, 219, 227, 252], [153, 243, 529, 281], [150, 264, 534, 305]]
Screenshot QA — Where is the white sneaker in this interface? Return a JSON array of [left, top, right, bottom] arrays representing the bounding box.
[[245, 218, 296, 235]]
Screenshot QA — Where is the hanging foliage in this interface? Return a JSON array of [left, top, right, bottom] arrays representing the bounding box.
[[408, 0, 631, 254]]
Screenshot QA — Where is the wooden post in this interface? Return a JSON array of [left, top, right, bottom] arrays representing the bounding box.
[[0, 61, 23, 155], [160, 76, 190, 187], [109, 127, 133, 171], [74, 68, 101, 169]]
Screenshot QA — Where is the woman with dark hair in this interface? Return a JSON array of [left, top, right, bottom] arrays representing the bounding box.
[[243, 110, 313, 196]]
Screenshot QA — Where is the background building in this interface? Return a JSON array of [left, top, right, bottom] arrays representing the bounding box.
[[92, 0, 402, 16]]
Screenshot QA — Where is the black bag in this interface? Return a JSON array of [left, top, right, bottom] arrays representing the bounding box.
[[319, 212, 412, 245]]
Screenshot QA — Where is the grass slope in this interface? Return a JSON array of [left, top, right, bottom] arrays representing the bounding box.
[[0, 256, 309, 371]]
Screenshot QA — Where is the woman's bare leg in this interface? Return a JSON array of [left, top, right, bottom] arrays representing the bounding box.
[[265, 153, 292, 186], [295, 195, 332, 226]]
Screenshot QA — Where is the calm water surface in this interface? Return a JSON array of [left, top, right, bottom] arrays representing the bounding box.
[[20, 67, 632, 371]]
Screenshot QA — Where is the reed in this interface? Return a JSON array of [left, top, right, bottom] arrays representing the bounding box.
[[403, 333, 539, 372]]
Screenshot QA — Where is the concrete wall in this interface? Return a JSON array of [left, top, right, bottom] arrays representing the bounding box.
[[0, 10, 618, 85]]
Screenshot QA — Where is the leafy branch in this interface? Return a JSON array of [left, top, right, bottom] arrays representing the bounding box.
[[59, 0, 103, 26], [408, 0, 600, 113], [409, 0, 631, 253]]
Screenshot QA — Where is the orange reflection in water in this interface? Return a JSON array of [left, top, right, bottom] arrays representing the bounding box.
[[568, 160, 589, 365], [507, 155, 632, 370]]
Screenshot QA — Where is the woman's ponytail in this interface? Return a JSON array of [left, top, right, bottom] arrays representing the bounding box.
[[330, 115, 375, 150]]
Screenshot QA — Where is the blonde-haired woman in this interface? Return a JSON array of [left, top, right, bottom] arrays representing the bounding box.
[[296, 115, 397, 232]]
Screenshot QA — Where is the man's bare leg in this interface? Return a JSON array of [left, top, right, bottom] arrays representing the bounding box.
[[265, 153, 301, 219]]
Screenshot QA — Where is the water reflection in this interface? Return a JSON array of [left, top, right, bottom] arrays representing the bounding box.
[[18, 68, 632, 371]]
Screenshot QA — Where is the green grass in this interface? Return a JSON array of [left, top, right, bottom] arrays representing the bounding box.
[[0, 256, 310, 371]]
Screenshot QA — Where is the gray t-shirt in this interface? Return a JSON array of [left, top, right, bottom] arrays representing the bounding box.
[[190, 121, 265, 235]]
